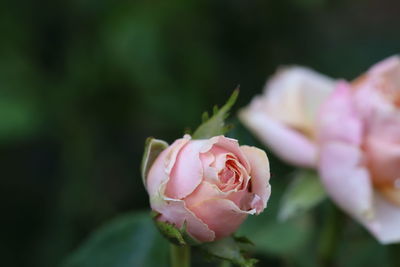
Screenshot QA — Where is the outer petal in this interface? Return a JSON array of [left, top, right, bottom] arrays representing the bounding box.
[[318, 142, 374, 219], [152, 198, 215, 242], [263, 66, 335, 133], [318, 82, 363, 145], [189, 198, 252, 240], [184, 181, 250, 212], [146, 136, 190, 197], [368, 55, 400, 89], [165, 139, 206, 199], [240, 145, 271, 213], [239, 107, 317, 167], [360, 193, 400, 244]]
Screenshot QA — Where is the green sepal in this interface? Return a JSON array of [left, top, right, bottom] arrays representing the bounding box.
[[151, 212, 201, 247], [192, 88, 239, 139], [199, 236, 258, 267], [278, 169, 327, 221], [233, 235, 255, 246], [141, 137, 168, 185]]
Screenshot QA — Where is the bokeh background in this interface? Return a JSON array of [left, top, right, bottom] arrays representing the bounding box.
[[2, 0, 400, 266]]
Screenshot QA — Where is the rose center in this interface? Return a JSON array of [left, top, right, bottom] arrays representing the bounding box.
[[217, 157, 243, 192]]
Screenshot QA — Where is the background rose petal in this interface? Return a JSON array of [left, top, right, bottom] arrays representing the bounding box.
[[319, 142, 374, 219], [240, 108, 317, 167]]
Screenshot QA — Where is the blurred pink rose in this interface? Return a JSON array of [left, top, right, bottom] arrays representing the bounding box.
[[318, 55, 400, 244], [239, 66, 335, 167], [146, 135, 271, 242]]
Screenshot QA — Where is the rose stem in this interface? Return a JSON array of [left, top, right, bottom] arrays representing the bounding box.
[[318, 202, 343, 267], [170, 244, 191, 267]]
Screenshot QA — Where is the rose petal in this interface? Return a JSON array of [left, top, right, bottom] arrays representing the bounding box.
[[319, 142, 374, 219], [204, 136, 251, 171], [146, 136, 190, 197], [240, 145, 271, 214], [318, 82, 363, 145], [365, 136, 400, 186], [263, 66, 335, 133], [152, 198, 215, 242], [189, 198, 252, 240], [165, 139, 205, 199], [239, 107, 317, 167], [360, 192, 400, 244]]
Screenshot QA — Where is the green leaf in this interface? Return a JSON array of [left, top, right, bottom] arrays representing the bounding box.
[[192, 89, 239, 139], [141, 137, 168, 185], [278, 170, 327, 221], [200, 237, 257, 267], [60, 212, 168, 267]]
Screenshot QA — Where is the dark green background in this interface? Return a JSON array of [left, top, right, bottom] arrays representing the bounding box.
[[2, 0, 400, 266]]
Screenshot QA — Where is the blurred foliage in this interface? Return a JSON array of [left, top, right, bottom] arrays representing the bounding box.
[[61, 212, 169, 267], [1, 0, 400, 267]]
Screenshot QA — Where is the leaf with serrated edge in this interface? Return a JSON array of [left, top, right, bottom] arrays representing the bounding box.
[[141, 137, 168, 185], [192, 89, 239, 139], [278, 170, 326, 221], [200, 236, 258, 267]]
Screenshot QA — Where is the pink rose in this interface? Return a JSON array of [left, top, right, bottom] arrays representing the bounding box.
[[318, 55, 400, 244], [239, 66, 335, 167], [145, 135, 271, 242]]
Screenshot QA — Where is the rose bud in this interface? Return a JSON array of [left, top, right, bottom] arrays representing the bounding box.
[[239, 66, 335, 168], [143, 135, 271, 243], [318, 55, 400, 244]]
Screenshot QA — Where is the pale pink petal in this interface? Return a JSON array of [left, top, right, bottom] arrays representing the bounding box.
[[185, 181, 251, 210], [263, 66, 335, 133], [239, 108, 317, 167], [360, 192, 400, 244], [318, 142, 374, 219], [240, 145, 271, 214], [189, 198, 252, 240], [165, 140, 206, 199], [368, 55, 400, 84], [367, 111, 400, 143], [200, 152, 219, 183], [184, 182, 225, 208], [152, 198, 215, 242], [318, 82, 363, 145], [146, 136, 190, 197]]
